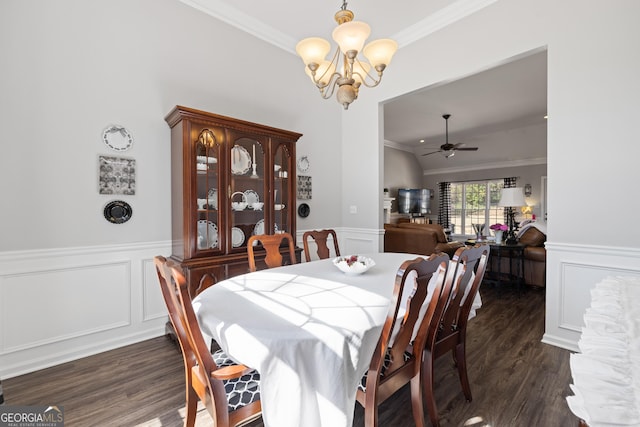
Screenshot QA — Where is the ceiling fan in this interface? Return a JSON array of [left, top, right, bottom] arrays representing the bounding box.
[[422, 114, 479, 158]]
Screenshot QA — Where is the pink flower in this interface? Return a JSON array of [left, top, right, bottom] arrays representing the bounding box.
[[490, 223, 508, 231]]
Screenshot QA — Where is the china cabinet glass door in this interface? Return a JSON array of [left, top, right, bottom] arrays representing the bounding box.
[[194, 127, 222, 254], [273, 142, 292, 235], [229, 135, 267, 250]]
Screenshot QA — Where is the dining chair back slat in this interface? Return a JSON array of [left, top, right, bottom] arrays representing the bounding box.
[[422, 243, 490, 427], [154, 256, 261, 427], [302, 229, 340, 261], [247, 232, 297, 272], [356, 253, 457, 427]]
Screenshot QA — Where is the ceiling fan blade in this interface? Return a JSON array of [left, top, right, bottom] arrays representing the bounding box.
[[455, 147, 479, 151], [421, 150, 443, 156]]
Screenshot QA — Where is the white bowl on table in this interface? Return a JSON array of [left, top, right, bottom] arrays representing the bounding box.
[[332, 255, 376, 275]]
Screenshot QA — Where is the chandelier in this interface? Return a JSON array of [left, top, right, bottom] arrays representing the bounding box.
[[295, 1, 398, 110]]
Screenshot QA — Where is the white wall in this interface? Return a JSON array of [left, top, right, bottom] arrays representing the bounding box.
[[0, 0, 342, 378], [340, 0, 640, 350], [383, 145, 425, 211]]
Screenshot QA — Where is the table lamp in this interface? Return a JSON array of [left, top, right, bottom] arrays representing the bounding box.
[[498, 187, 526, 244]]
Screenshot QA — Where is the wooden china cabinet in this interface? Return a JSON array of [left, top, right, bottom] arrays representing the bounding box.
[[164, 105, 302, 297]]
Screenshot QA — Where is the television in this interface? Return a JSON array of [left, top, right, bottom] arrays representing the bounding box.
[[397, 189, 431, 214]]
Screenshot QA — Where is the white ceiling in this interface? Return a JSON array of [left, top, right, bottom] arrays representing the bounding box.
[[384, 50, 547, 172], [180, 0, 547, 172]]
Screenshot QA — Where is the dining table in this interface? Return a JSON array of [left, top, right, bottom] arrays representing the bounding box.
[[192, 252, 482, 427]]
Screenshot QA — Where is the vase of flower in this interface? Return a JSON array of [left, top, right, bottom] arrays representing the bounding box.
[[490, 223, 508, 243]]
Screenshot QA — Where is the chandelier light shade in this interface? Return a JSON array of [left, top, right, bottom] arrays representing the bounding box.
[[363, 39, 398, 67], [295, 1, 398, 110], [332, 21, 370, 53], [296, 38, 331, 66]]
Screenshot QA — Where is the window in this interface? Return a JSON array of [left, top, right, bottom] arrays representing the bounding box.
[[450, 180, 503, 236]]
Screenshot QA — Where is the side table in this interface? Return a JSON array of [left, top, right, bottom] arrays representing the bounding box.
[[485, 243, 526, 292]]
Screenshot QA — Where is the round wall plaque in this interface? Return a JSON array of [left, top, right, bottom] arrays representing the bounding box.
[[297, 156, 310, 173], [298, 203, 310, 218], [102, 125, 133, 152], [104, 200, 133, 224]]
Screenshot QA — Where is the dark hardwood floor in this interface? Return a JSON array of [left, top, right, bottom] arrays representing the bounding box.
[[3, 283, 580, 426]]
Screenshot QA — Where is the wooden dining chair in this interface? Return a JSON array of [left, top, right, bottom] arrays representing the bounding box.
[[302, 229, 340, 261], [154, 256, 261, 427], [356, 253, 457, 427], [247, 232, 297, 272], [422, 243, 490, 427]]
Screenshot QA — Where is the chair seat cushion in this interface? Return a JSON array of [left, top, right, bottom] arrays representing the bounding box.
[[212, 349, 261, 411], [358, 349, 412, 392]]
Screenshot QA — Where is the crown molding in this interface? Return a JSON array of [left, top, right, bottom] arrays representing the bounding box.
[[422, 157, 548, 176], [393, 0, 499, 48], [179, 0, 497, 54], [384, 140, 415, 153], [178, 0, 298, 52]]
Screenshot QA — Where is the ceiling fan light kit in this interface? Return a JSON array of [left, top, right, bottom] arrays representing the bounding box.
[[422, 114, 479, 158], [295, 1, 397, 110]]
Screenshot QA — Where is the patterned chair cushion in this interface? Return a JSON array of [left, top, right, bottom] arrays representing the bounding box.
[[358, 349, 412, 392], [212, 349, 261, 412]]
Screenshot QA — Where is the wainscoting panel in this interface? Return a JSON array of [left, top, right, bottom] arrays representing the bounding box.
[[142, 258, 169, 322], [0, 241, 171, 379], [1, 261, 131, 353], [337, 227, 384, 255], [543, 242, 640, 351]]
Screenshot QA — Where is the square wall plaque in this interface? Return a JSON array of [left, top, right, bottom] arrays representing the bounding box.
[[297, 175, 311, 200], [99, 155, 136, 195]]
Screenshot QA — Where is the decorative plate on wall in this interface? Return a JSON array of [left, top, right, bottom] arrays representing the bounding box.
[[297, 155, 310, 173], [103, 125, 133, 152], [298, 203, 310, 218], [103, 200, 133, 224]]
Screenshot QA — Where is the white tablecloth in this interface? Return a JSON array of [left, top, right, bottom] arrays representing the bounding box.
[[192, 252, 481, 427], [566, 276, 640, 426]]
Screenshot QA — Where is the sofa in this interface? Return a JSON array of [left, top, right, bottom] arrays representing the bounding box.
[[518, 225, 546, 287], [488, 223, 546, 287], [384, 223, 464, 258]]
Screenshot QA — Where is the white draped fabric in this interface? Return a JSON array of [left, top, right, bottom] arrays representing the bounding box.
[[192, 252, 481, 427], [566, 276, 640, 426]]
